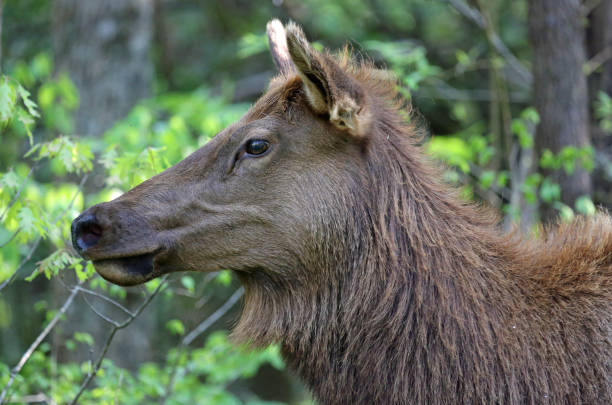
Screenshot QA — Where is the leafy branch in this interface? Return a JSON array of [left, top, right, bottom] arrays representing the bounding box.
[[0, 280, 84, 404], [0, 174, 88, 292], [159, 286, 244, 404], [69, 276, 168, 405], [445, 0, 533, 88]]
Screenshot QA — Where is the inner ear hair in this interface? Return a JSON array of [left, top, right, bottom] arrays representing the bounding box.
[[266, 19, 294, 75]]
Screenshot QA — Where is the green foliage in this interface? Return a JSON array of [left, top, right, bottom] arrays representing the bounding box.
[[540, 146, 594, 175], [427, 136, 472, 173], [238, 32, 269, 59], [511, 107, 539, 148], [0, 75, 40, 144], [595, 92, 612, 134], [575, 195, 596, 216], [0, 62, 286, 404], [365, 40, 441, 96], [0, 331, 285, 405], [427, 104, 595, 222]]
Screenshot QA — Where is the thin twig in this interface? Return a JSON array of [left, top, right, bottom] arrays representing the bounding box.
[[158, 346, 187, 405], [584, 46, 612, 76], [69, 277, 168, 405], [159, 287, 244, 404], [0, 229, 20, 249], [0, 281, 83, 404], [194, 272, 220, 309], [81, 295, 121, 327], [0, 236, 42, 292], [582, 0, 603, 16], [6, 393, 57, 404], [114, 371, 124, 405], [183, 287, 244, 346], [422, 79, 528, 103], [445, 0, 532, 88], [75, 286, 135, 317]]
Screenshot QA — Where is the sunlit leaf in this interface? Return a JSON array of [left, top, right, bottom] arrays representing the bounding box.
[[166, 319, 185, 336], [17, 84, 40, 117], [575, 195, 596, 216], [0, 76, 16, 122]]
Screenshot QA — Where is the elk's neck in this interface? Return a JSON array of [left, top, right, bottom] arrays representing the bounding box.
[[289, 226, 519, 403], [236, 167, 523, 404]]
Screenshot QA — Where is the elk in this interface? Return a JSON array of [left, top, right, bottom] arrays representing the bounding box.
[[71, 20, 612, 404]]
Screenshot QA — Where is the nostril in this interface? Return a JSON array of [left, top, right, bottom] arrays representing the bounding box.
[[72, 214, 104, 253], [80, 222, 103, 247]]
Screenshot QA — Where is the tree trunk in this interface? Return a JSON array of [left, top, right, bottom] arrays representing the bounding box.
[[51, 0, 155, 369], [52, 0, 153, 137], [528, 0, 592, 222], [588, 0, 612, 209]]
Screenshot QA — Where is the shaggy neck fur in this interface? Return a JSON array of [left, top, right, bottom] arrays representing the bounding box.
[[234, 73, 612, 405]]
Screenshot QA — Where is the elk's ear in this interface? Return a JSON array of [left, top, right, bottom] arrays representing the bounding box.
[[284, 22, 370, 137]]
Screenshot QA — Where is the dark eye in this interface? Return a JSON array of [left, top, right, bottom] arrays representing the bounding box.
[[245, 139, 270, 156]]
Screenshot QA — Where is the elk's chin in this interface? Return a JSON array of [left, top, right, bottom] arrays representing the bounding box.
[[93, 253, 159, 286]]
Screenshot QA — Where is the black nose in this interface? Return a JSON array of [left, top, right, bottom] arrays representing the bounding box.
[[71, 213, 104, 254]]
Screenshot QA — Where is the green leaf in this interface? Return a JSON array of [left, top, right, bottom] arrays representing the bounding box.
[[237, 32, 269, 59], [455, 50, 470, 66], [37, 82, 55, 109], [65, 339, 76, 351], [16, 108, 35, 145], [17, 206, 37, 238], [73, 261, 94, 282], [496, 171, 509, 188], [524, 173, 542, 187], [478, 170, 495, 189], [74, 332, 94, 346], [0, 170, 20, 190], [0, 77, 17, 122], [520, 107, 540, 124], [539, 149, 559, 170], [181, 276, 195, 294], [427, 136, 472, 173], [17, 84, 40, 117], [511, 119, 533, 149], [575, 195, 596, 216], [26, 250, 77, 281], [554, 202, 574, 222], [31, 53, 52, 79], [539, 178, 561, 204], [216, 270, 232, 286], [166, 319, 185, 336], [559, 146, 577, 174]]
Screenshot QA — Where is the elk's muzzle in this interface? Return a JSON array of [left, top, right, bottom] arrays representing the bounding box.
[[71, 203, 165, 286]]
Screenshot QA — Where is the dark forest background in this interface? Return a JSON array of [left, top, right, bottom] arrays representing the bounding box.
[[1, 0, 611, 404]]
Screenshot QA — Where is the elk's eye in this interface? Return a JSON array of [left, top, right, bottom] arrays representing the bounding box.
[[245, 139, 270, 156]]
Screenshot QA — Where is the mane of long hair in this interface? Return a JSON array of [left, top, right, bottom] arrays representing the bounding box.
[[234, 51, 612, 405]]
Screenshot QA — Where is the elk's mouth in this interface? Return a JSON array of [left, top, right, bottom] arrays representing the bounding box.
[[92, 250, 162, 286]]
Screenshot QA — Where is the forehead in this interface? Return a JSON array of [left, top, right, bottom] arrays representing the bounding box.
[[242, 75, 303, 123]]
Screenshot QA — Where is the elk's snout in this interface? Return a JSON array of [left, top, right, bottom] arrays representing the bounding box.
[[70, 203, 167, 286], [71, 213, 104, 254]]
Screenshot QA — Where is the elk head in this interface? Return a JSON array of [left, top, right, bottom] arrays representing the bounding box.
[[71, 20, 377, 288]]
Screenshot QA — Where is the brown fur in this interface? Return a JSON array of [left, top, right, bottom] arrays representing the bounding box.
[[73, 21, 612, 404]]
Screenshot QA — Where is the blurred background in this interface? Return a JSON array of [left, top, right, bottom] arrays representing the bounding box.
[[0, 0, 611, 404]]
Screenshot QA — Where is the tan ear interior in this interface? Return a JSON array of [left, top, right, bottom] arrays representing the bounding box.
[[266, 19, 294, 75]]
